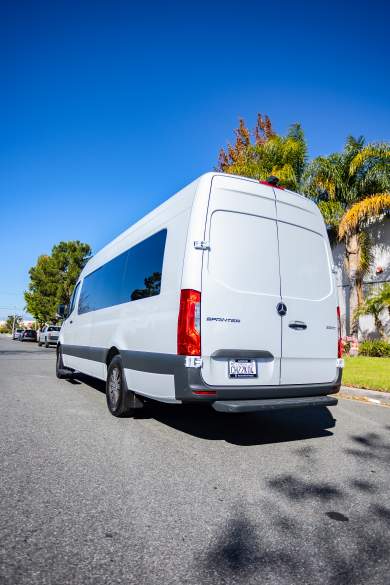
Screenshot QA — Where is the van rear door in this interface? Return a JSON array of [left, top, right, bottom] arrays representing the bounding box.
[[200, 176, 281, 387], [276, 190, 338, 384]]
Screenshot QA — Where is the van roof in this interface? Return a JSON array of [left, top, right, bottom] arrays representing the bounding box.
[[80, 172, 315, 278]]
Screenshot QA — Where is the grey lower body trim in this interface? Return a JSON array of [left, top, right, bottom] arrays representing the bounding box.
[[62, 344, 108, 363], [61, 344, 342, 404]]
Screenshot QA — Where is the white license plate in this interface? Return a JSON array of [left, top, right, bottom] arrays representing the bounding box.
[[228, 359, 257, 378]]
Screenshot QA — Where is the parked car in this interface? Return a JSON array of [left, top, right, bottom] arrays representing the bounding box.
[[20, 329, 37, 342], [57, 172, 343, 418], [38, 325, 61, 347], [12, 328, 24, 340]]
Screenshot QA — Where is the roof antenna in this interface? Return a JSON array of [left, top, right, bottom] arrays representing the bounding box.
[[266, 175, 279, 186]]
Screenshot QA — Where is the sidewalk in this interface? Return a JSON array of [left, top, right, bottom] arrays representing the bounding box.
[[339, 385, 390, 406]]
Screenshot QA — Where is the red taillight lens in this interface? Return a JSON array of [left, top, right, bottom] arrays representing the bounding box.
[[337, 306, 342, 358], [259, 180, 285, 190], [177, 289, 201, 356]]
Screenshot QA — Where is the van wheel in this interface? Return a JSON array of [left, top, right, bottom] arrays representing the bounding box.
[[38, 341, 42, 347], [56, 346, 73, 379], [106, 355, 136, 417]]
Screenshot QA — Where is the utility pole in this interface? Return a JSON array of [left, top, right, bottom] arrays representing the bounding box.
[[12, 312, 16, 338]]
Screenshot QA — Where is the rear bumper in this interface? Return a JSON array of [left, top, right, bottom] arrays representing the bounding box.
[[212, 395, 338, 413], [176, 367, 342, 404]]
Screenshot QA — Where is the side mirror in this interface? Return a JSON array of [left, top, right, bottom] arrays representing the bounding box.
[[57, 304, 68, 319]]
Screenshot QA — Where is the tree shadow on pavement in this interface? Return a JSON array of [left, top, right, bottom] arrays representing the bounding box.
[[198, 431, 390, 584]]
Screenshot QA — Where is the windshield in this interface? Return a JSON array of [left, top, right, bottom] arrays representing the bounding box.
[[48, 326, 60, 332]]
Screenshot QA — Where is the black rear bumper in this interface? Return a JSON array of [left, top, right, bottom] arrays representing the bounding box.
[[212, 395, 338, 413], [176, 367, 342, 404]]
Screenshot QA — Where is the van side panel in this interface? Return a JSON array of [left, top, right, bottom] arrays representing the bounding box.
[[120, 207, 191, 400], [60, 179, 199, 401]]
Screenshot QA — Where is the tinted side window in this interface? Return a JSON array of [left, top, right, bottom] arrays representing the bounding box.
[[68, 282, 80, 316], [125, 229, 166, 302], [78, 229, 167, 314]]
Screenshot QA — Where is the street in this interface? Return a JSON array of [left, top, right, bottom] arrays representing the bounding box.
[[0, 334, 389, 585]]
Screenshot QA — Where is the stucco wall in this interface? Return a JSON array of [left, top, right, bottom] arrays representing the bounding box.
[[332, 216, 390, 339]]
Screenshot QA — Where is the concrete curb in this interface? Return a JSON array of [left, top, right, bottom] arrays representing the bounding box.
[[339, 385, 390, 406]]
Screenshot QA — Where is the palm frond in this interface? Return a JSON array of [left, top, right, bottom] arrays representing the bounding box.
[[356, 159, 390, 195], [338, 193, 390, 239], [349, 143, 390, 176], [356, 231, 373, 277], [303, 156, 344, 200]]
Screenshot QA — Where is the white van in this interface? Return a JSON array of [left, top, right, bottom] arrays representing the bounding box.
[[57, 173, 343, 416]]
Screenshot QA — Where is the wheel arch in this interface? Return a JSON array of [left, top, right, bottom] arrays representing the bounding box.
[[106, 346, 120, 367]]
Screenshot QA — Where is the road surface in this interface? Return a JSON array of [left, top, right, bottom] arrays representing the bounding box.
[[0, 335, 389, 584]]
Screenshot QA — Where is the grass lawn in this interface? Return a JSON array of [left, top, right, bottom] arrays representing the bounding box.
[[342, 356, 390, 392]]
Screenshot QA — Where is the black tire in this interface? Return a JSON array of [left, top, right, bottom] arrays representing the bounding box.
[[56, 346, 73, 379], [106, 355, 136, 417], [38, 341, 42, 347]]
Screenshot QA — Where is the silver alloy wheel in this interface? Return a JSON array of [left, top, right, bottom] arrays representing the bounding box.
[[108, 367, 121, 408]]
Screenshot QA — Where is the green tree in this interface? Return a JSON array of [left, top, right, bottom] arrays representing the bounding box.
[[218, 114, 307, 191], [25, 241, 91, 324], [2, 314, 23, 333], [304, 137, 390, 334]]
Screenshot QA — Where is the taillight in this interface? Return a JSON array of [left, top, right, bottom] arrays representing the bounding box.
[[177, 289, 201, 355], [337, 306, 342, 358], [259, 180, 285, 190]]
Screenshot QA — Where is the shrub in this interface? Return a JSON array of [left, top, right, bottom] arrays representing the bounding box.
[[358, 340, 390, 357]]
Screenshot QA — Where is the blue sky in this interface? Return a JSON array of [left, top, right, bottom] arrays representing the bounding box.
[[1, 0, 389, 319]]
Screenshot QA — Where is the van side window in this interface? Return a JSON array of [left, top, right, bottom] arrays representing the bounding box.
[[78, 229, 167, 314], [68, 282, 80, 316]]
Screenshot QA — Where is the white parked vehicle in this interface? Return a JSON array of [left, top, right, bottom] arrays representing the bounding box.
[[57, 173, 343, 417], [38, 325, 61, 347], [12, 328, 24, 340]]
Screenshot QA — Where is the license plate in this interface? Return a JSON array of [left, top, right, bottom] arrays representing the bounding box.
[[228, 359, 257, 378]]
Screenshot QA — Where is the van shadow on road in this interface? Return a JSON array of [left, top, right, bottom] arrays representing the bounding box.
[[71, 373, 336, 447]]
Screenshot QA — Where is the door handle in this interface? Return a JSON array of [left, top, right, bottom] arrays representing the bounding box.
[[69, 320, 73, 324], [289, 321, 307, 330]]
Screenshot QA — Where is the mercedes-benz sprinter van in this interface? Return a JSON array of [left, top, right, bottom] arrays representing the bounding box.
[[57, 173, 343, 416]]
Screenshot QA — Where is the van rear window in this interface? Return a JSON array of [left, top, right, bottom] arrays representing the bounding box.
[[208, 211, 280, 296], [78, 230, 167, 314], [278, 223, 331, 300]]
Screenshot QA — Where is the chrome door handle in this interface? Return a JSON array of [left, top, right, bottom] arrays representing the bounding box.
[[289, 321, 307, 330]]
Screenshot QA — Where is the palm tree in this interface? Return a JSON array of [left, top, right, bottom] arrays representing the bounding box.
[[354, 289, 388, 339], [304, 137, 390, 335], [218, 114, 307, 191]]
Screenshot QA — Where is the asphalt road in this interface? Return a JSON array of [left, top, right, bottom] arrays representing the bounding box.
[[0, 335, 389, 585]]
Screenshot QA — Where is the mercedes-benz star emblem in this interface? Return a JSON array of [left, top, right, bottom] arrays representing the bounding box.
[[276, 302, 287, 316]]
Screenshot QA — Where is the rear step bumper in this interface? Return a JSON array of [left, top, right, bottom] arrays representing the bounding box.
[[212, 395, 338, 413]]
